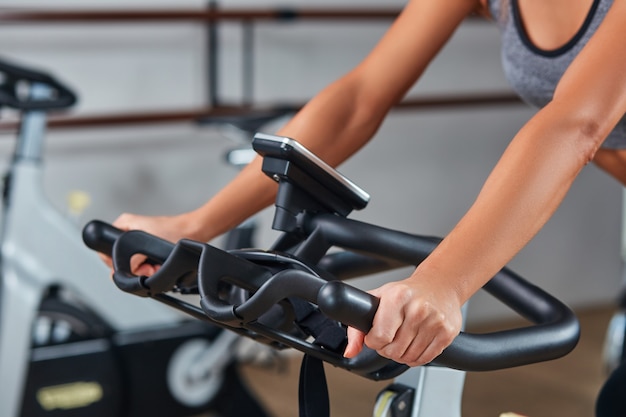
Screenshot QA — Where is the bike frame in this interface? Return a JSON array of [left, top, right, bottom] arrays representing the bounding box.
[[0, 83, 224, 417]]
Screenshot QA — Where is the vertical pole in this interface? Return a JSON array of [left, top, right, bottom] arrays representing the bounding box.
[[207, 0, 219, 107], [14, 83, 50, 163], [242, 20, 254, 107]]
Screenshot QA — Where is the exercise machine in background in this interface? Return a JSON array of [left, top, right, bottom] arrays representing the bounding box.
[[0, 57, 271, 417]]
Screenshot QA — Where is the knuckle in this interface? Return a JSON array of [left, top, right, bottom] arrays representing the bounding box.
[[380, 345, 399, 359], [365, 331, 394, 350], [385, 282, 414, 303]]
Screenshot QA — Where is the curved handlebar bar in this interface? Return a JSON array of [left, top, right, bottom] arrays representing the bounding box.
[[83, 219, 580, 379], [196, 245, 579, 372], [0, 57, 77, 110], [82, 220, 123, 255], [83, 220, 196, 296]]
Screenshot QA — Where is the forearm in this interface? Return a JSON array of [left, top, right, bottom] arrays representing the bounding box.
[[412, 104, 601, 304], [186, 75, 390, 242], [278, 74, 391, 166]]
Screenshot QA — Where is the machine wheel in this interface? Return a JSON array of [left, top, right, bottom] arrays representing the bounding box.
[[22, 293, 122, 417], [603, 310, 626, 374], [32, 294, 111, 346]]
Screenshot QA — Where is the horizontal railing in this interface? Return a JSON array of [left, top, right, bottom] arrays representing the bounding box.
[[0, 7, 519, 132], [0, 93, 522, 132], [0, 8, 409, 23]]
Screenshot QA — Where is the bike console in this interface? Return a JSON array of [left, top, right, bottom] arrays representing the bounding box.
[[252, 133, 370, 227]]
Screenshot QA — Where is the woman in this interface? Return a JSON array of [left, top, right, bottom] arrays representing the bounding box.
[[104, 0, 626, 369]]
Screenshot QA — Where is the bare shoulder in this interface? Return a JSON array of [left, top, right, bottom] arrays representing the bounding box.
[[342, 0, 485, 110], [553, 0, 626, 144]]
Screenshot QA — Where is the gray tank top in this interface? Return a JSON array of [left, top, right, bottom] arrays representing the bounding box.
[[487, 0, 626, 148]]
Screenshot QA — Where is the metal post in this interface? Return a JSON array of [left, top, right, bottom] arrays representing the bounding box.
[[207, 0, 219, 107], [242, 19, 254, 107]]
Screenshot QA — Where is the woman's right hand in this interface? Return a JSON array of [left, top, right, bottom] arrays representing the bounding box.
[[100, 211, 203, 277]]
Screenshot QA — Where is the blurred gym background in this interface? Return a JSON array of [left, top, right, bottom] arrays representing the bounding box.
[[0, 0, 622, 415]]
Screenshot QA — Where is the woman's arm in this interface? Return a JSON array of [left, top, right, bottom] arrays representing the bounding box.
[[346, 0, 626, 367], [112, 0, 481, 244]]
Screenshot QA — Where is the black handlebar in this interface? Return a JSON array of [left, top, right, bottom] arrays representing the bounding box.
[[82, 220, 123, 256], [83, 220, 188, 296], [435, 270, 580, 371], [81, 134, 580, 381], [82, 218, 580, 379], [194, 239, 579, 373], [0, 57, 77, 111]]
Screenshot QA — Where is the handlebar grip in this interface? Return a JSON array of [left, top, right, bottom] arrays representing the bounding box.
[[313, 272, 579, 372], [434, 270, 581, 371], [82, 220, 184, 296], [317, 281, 378, 333], [318, 271, 579, 372], [82, 220, 123, 256]]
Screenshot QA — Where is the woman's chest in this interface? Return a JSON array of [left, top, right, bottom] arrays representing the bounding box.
[[514, 0, 596, 51], [489, 0, 610, 107]]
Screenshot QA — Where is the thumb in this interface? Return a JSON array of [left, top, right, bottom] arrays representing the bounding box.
[[344, 326, 366, 358]]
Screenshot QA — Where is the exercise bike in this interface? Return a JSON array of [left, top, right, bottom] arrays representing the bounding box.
[[596, 190, 626, 417], [83, 132, 582, 417], [0, 57, 271, 417]]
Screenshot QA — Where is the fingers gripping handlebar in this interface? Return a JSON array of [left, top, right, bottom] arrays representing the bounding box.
[[83, 218, 580, 380], [84, 221, 222, 300]]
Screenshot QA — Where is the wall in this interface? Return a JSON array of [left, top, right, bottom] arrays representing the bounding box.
[[0, 0, 623, 324]]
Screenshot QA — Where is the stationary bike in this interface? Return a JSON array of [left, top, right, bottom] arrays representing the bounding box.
[[0, 57, 270, 417], [83, 132, 582, 417], [597, 190, 626, 417]]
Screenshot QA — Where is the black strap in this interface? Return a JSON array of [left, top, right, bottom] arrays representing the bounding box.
[[290, 298, 348, 352], [298, 354, 330, 417], [291, 297, 348, 417]]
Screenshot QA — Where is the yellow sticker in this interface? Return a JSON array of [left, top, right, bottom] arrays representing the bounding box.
[[36, 381, 103, 411]]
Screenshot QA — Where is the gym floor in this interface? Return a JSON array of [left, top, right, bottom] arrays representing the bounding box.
[[239, 305, 614, 417]]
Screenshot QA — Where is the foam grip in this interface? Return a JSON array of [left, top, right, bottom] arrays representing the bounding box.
[[82, 220, 123, 256]]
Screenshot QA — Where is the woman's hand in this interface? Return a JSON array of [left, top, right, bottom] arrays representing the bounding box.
[[99, 211, 202, 277], [343, 274, 463, 367]]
